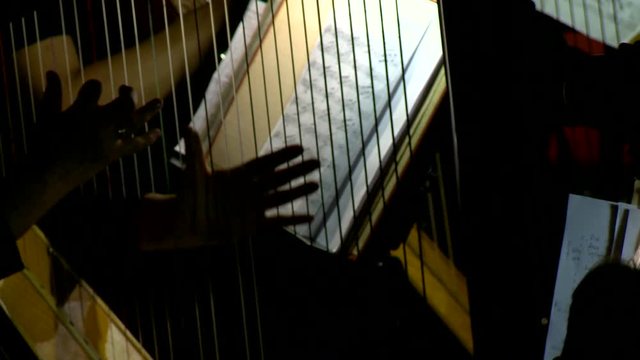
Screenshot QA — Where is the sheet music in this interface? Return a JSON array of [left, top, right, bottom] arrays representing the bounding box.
[[263, 0, 441, 251], [533, 0, 640, 46], [544, 194, 640, 360]]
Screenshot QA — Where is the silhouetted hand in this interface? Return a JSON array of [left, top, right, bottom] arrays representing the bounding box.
[[31, 71, 162, 188], [2, 72, 162, 239], [138, 128, 320, 250]]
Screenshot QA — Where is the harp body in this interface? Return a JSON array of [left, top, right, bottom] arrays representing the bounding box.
[[0, 0, 447, 358]]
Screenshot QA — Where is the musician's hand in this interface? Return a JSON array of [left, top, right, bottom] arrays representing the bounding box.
[[138, 128, 319, 250], [1, 72, 162, 239], [33, 71, 162, 188]]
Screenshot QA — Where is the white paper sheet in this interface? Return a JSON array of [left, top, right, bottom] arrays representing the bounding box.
[[544, 194, 640, 360]]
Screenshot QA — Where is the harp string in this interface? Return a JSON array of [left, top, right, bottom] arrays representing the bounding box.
[[33, 12, 46, 92], [20, 19, 37, 126], [128, 0, 156, 195], [58, 0, 76, 107], [148, 295, 160, 360], [188, 2, 210, 358], [204, 2, 228, 359], [330, 0, 356, 248], [71, 0, 101, 193], [147, 0, 171, 192], [361, 0, 386, 213], [610, 0, 620, 44], [115, 0, 144, 199], [160, 0, 184, 166], [100, 0, 127, 199], [267, 0, 297, 232], [207, 280, 221, 360], [314, 0, 345, 247], [346, 0, 372, 254], [59, 2, 95, 342], [300, 0, 329, 248], [283, 0, 313, 238], [240, 4, 258, 160], [393, 0, 417, 279], [219, 1, 254, 356], [238, 5, 271, 356], [9, 24, 27, 155], [376, 0, 401, 186]]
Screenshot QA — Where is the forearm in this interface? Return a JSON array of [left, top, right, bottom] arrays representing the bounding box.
[[80, 3, 225, 105], [0, 159, 88, 239], [17, 2, 227, 107]]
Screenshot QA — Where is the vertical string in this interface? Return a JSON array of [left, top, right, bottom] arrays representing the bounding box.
[[147, 0, 171, 192], [580, 0, 593, 53], [59, 0, 76, 106], [436, 153, 454, 263], [131, 0, 157, 194], [267, 0, 297, 228], [283, 0, 313, 237], [248, 2, 270, 358], [72, 0, 86, 84], [194, 293, 205, 360], [71, 0, 101, 194], [20, 19, 37, 126], [315, 0, 344, 247], [164, 299, 175, 360], [346, 0, 371, 254], [204, 4, 235, 356], [393, 0, 415, 274], [237, 3, 259, 160], [597, 0, 607, 44], [362, 0, 386, 212], [9, 23, 27, 155], [149, 295, 160, 360], [176, 0, 196, 122], [220, 1, 254, 358], [33, 12, 46, 92], [330, 0, 356, 249], [300, 0, 329, 248], [160, 0, 183, 166], [253, 0, 273, 156], [101, 0, 126, 199], [115, 0, 143, 200], [188, 3, 211, 357], [207, 281, 221, 360], [0, 33, 16, 144], [377, 0, 400, 184], [610, 0, 620, 45]]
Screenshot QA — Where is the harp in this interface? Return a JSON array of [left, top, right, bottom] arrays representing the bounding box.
[[0, 0, 453, 358]]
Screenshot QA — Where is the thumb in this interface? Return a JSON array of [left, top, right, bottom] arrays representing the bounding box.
[[39, 71, 62, 117], [184, 127, 207, 176]]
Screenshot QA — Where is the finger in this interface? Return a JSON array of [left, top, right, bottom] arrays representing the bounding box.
[[261, 159, 320, 189], [39, 71, 62, 116], [70, 79, 102, 111], [118, 84, 137, 104], [183, 127, 207, 175], [263, 182, 319, 208], [102, 85, 136, 128], [263, 215, 315, 228], [243, 145, 304, 174], [132, 99, 162, 130], [118, 128, 162, 157]]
